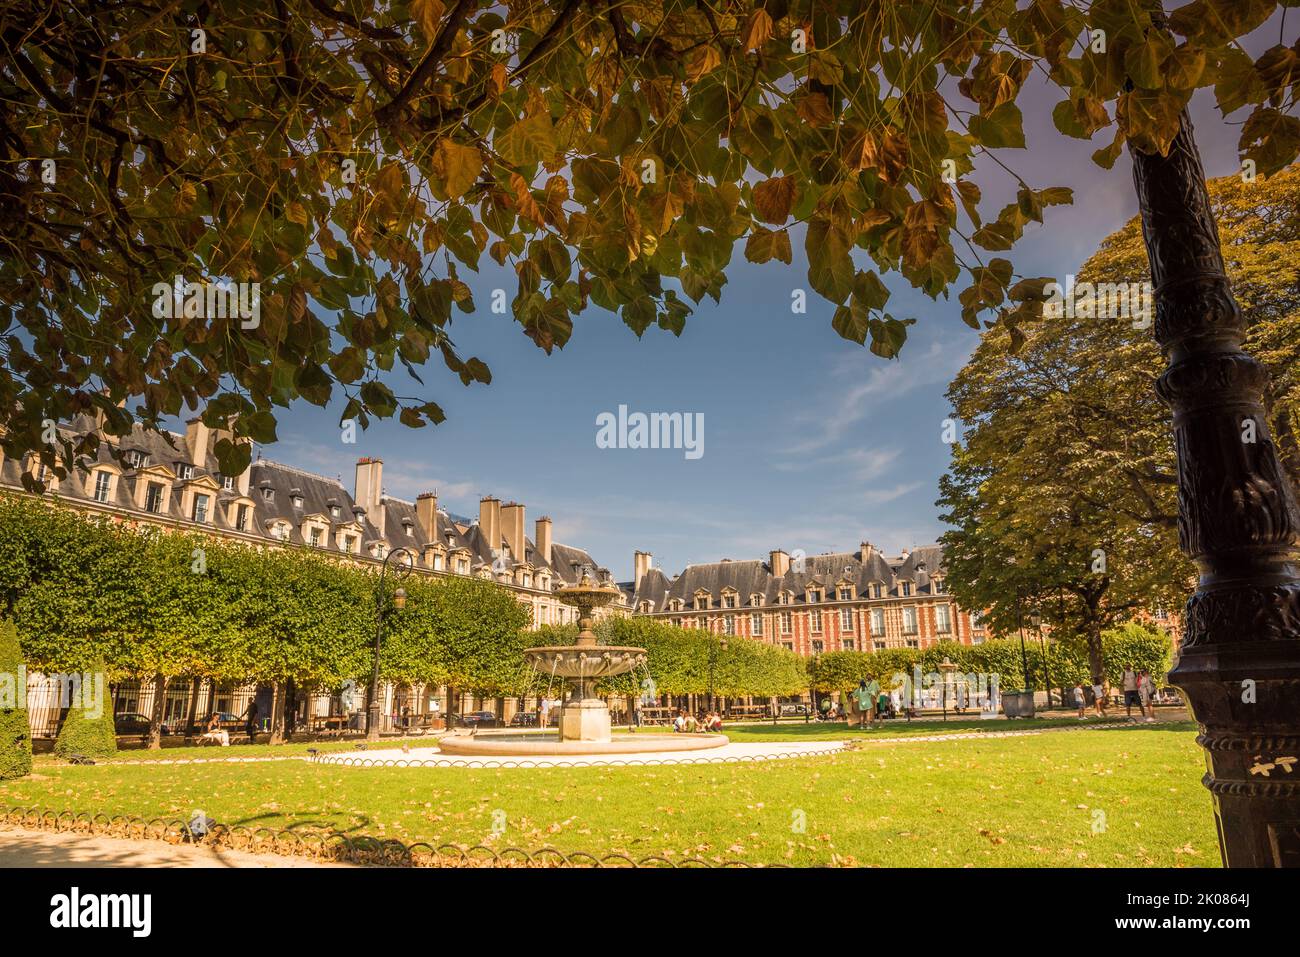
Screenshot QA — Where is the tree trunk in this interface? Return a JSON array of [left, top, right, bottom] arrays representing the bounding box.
[[146, 673, 167, 750], [445, 685, 457, 730], [183, 675, 202, 743], [1134, 110, 1300, 867], [1082, 603, 1105, 686], [268, 682, 286, 745]]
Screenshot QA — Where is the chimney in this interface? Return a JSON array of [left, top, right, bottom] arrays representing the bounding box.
[[501, 501, 526, 565], [535, 516, 553, 566], [479, 496, 501, 552], [355, 458, 384, 533], [634, 551, 652, 591], [860, 541, 875, 563], [770, 549, 790, 577], [184, 418, 210, 466], [416, 492, 438, 543]]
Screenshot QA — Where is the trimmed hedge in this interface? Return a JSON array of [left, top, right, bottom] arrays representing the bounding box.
[[53, 658, 117, 759], [0, 618, 31, 779]]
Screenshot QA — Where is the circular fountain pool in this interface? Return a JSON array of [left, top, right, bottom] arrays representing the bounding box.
[[437, 729, 728, 757]]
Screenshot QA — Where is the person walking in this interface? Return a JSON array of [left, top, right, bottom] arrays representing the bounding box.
[[1121, 664, 1140, 719], [1138, 670, 1156, 723], [1092, 679, 1108, 717], [1074, 681, 1086, 719], [244, 701, 258, 743]]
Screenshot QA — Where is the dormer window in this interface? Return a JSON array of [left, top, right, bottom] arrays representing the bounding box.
[[308, 526, 323, 547], [402, 519, 414, 537], [176, 463, 194, 481], [808, 589, 822, 603], [260, 486, 275, 503], [219, 474, 235, 491], [290, 490, 304, 509], [522, 572, 532, 588], [901, 581, 912, 597], [871, 583, 883, 599], [270, 521, 291, 541], [344, 534, 359, 554], [330, 504, 341, 519], [191, 493, 210, 523], [838, 586, 852, 601], [124, 449, 150, 469]]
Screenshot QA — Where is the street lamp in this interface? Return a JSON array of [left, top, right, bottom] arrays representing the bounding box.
[[367, 547, 414, 741], [1029, 610, 1050, 708], [708, 636, 728, 712]]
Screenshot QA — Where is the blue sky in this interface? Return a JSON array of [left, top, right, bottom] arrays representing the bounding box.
[[257, 22, 1286, 583]]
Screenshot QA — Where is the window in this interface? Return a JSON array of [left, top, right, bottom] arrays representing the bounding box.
[[309, 526, 323, 547], [871, 583, 883, 599], [144, 482, 165, 513], [780, 611, 792, 634], [809, 610, 822, 633], [671, 618, 682, 628], [176, 463, 194, 481], [907, 639, 919, 649], [781, 641, 794, 652], [235, 503, 249, 531], [456, 558, 469, 574], [870, 608, 885, 634], [933, 578, 945, 593], [724, 615, 735, 636], [125, 449, 149, 469], [522, 572, 532, 588], [843, 639, 855, 651], [93, 471, 112, 503], [271, 523, 289, 541], [723, 594, 736, 608], [874, 641, 887, 651], [260, 487, 274, 503], [811, 639, 824, 654], [902, 606, 918, 634], [192, 493, 210, 523], [838, 586, 852, 601], [751, 612, 763, 636], [971, 611, 985, 632], [290, 494, 304, 509], [330, 504, 341, 519], [936, 604, 952, 633], [220, 474, 235, 491], [901, 581, 912, 597], [840, 607, 853, 631], [808, 589, 822, 603]]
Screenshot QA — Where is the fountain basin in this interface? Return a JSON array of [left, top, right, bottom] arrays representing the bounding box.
[[522, 645, 647, 679], [437, 730, 729, 757]]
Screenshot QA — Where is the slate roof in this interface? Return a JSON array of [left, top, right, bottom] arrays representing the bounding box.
[[632, 545, 950, 611], [2, 415, 618, 594]]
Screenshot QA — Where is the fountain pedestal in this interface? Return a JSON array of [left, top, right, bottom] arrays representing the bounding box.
[[560, 697, 612, 743]]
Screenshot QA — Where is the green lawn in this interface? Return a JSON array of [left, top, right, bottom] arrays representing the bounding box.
[[2, 721, 1217, 866]]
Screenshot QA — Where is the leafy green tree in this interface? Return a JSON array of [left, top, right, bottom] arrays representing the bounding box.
[[0, 617, 32, 779], [53, 657, 118, 760], [3, 1, 1294, 482]]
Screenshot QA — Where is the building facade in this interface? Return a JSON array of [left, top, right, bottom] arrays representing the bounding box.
[[3, 414, 628, 733], [622, 544, 986, 655]]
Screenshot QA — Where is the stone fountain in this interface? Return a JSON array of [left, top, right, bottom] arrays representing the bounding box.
[[526, 572, 645, 741], [436, 571, 727, 757]]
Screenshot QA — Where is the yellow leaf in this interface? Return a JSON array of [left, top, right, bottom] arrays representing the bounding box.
[[741, 9, 774, 52], [686, 45, 722, 84], [433, 138, 481, 200], [411, 0, 445, 43]]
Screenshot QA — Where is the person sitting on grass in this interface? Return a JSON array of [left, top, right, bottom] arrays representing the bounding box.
[[683, 711, 698, 733], [673, 710, 685, 733]]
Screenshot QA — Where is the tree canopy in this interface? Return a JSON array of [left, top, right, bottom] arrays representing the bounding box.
[[3, 1, 1296, 480], [935, 168, 1300, 682]]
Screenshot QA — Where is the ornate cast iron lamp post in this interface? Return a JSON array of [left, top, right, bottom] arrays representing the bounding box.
[[1132, 112, 1300, 867], [367, 547, 414, 742]]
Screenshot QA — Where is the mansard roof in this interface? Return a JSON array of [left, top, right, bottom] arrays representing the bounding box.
[[632, 545, 950, 609]]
